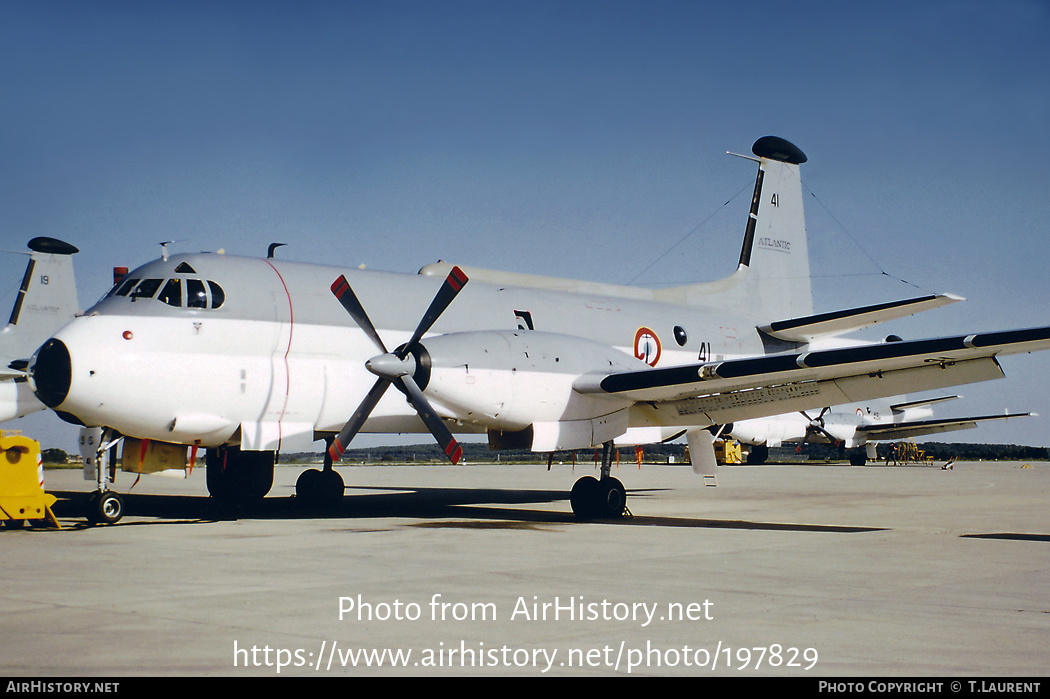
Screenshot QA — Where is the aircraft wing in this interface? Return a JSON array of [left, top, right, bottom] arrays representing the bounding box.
[[576, 326, 1050, 423], [855, 413, 1032, 442]]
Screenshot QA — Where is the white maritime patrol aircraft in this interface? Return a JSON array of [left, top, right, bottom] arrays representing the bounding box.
[[0, 237, 79, 423], [721, 395, 1031, 465], [26, 136, 1050, 524]]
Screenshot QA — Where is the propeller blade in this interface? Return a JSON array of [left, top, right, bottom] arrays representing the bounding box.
[[328, 377, 391, 462], [328, 268, 467, 464], [398, 266, 468, 359], [397, 374, 463, 464], [331, 275, 388, 354], [795, 433, 808, 454], [812, 424, 844, 447]]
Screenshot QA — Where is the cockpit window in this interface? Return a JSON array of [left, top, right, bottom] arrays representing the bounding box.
[[109, 275, 225, 310], [208, 281, 225, 309], [130, 279, 162, 300], [174, 262, 196, 274], [158, 279, 182, 307], [187, 279, 207, 308], [114, 278, 139, 297]]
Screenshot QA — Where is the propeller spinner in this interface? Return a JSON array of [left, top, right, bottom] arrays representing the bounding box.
[[328, 267, 468, 464]]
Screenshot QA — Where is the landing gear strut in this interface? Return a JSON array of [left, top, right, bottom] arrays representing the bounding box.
[[296, 438, 344, 506], [570, 441, 628, 520], [82, 428, 124, 525]]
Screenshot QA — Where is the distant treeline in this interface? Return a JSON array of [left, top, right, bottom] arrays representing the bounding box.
[[42, 440, 1047, 465]]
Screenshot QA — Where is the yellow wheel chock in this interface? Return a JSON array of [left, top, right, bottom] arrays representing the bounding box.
[[0, 432, 60, 529]]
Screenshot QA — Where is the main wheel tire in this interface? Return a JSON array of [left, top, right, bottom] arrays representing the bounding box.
[[746, 444, 769, 464], [570, 476, 600, 520], [206, 446, 275, 504], [320, 469, 345, 505], [596, 477, 627, 519], [296, 468, 322, 501], [296, 468, 345, 507]]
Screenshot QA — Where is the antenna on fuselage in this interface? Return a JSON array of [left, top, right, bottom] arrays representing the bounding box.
[[267, 243, 286, 259], [159, 240, 182, 262]]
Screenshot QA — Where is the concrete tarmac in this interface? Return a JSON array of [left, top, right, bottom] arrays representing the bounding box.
[[2, 459, 1048, 677]]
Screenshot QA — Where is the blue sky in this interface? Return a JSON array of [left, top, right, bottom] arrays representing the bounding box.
[[2, 0, 1048, 451]]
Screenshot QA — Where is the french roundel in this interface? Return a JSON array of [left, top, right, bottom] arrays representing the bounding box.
[[634, 327, 661, 367]]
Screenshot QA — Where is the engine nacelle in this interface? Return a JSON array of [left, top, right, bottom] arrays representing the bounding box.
[[419, 330, 645, 445], [723, 419, 789, 447]]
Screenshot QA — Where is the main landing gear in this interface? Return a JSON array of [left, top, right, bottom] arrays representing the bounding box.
[[206, 446, 275, 506], [295, 439, 345, 507], [570, 441, 629, 520]]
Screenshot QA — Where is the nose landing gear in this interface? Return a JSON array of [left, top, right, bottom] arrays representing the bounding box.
[[80, 428, 125, 525]]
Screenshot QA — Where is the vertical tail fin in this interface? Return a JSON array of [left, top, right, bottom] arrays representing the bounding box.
[[659, 136, 814, 321], [1, 237, 80, 365], [738, 136, 813, 319]]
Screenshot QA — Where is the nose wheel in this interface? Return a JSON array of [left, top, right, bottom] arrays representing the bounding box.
[[570, 442, 629, 520], [86, 490, 124, 525]]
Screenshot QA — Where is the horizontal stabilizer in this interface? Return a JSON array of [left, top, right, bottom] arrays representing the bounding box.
[[759, 294, 964, 343], [857, 413, 1031, 441], [889, 395, 958, 414]]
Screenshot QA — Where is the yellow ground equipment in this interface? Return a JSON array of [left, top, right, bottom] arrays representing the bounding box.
[[0, 432, 59, 529], [715, 439, 743, 465], [886, 441, 935, 466]]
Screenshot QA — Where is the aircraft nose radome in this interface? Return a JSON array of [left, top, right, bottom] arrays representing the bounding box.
[[31, 338, 72, 408]]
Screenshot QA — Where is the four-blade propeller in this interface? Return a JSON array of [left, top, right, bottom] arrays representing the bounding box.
[[328, 267, 468, 464], [795, 407, 843, 453]]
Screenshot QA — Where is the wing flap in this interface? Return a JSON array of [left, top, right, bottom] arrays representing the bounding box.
[[660, 357, 1004, 426]]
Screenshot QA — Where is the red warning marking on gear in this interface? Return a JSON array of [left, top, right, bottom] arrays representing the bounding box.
[[634, 327, 661, 367]]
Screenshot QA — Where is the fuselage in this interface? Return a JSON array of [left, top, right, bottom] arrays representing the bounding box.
[[30, 252, 774, 451]]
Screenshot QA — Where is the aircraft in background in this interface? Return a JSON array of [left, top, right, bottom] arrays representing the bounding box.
[[723, 395, 1032, 465], [0, 237, 79, 423], [27, 136, 1050, 524]]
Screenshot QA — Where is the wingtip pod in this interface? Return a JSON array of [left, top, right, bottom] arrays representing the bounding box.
[[752, 136, 807, 164], [28, 237, 79, 256]]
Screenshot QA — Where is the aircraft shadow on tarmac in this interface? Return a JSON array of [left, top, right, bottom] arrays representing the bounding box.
[[45, 487, 885, 534]]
